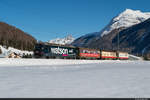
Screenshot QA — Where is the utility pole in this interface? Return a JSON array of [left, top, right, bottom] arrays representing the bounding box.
[[117, 33, 120, 52], [117, 32, 120, 60]]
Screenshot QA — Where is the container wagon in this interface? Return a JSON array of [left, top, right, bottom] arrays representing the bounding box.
[[117, 51, 129, 60], [76, 47, 100, 60], [101, 50, 117, 60]]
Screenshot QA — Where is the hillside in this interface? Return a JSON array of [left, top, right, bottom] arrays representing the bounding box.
[[0, 22, 37, 51], [112, 18, 150, 55], [72, 9, 150, 55], [84, 18, 150, 56]]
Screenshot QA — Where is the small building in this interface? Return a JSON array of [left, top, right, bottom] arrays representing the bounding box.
[[8, 52, 21, 58]]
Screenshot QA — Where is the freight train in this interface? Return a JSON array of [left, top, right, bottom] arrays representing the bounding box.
[[33, 43, 129, 60]]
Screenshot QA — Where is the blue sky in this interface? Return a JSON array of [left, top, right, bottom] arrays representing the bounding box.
[[0, 0, 150, 41]]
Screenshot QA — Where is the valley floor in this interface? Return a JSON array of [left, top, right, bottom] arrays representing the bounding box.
[[0, 58, 150, 98]]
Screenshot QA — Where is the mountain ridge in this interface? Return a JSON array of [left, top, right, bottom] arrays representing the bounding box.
[[72, 9, 150, 55], [48, 35, 75, 45], [72, 9, 150, 47]]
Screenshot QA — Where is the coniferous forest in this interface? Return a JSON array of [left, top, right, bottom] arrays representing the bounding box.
[[0, 22, 37, 51]]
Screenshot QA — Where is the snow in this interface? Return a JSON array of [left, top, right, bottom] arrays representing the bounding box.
[[48, 35, 75, 45], [129, 54, 143, 60], [101, 9, 150, 37], [0, 45, 33, 57], [0, 58, 107, 67], [0, 58, 150, 98]]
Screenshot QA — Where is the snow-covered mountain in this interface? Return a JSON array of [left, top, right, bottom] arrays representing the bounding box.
[[101, 9, 150, 37], [48, 35, 75, 45], [72, 9, 150, 49]]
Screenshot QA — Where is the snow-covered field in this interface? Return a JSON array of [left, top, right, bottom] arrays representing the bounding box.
[[0, 58, 150, 98]]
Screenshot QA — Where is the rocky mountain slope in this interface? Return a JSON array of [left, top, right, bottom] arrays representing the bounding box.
[[112, 18, 150, 55], [72, 9, 150, 55]]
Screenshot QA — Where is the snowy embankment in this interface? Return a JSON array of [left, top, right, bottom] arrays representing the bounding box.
[[0, 45, 33, 57], [0, 53, 143, 67], [129, 54, 143, 60], [0, 58, 118, 67]]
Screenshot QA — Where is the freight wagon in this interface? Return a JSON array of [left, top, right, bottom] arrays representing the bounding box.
[[101, 50, 117, 60], [34, 43, 129, 60], [117, 51, 129, 60], [76, 47, 100, 59]]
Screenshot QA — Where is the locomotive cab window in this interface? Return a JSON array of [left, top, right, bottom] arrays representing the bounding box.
[[44, 46, 49, 53], [35, 44, 44, 51]]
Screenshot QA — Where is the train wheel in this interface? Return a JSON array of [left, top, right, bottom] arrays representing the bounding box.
[[46, 56, 49, 59]]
